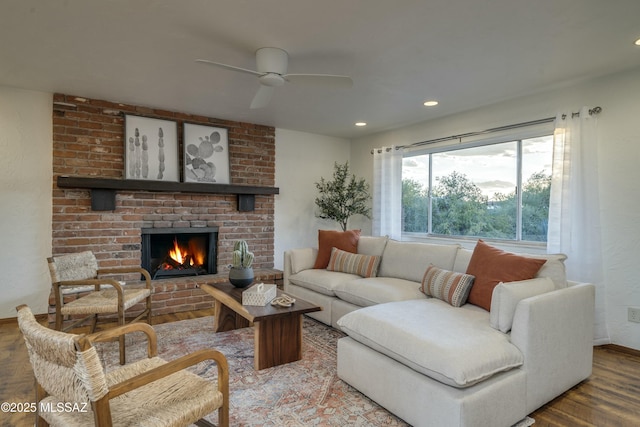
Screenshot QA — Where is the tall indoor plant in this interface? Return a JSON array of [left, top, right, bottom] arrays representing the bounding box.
[[314, 161, 371, 231]]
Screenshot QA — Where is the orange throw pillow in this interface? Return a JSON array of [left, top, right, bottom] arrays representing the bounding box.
[[466, 240, 546, 311], [313, 229, 361, 269]]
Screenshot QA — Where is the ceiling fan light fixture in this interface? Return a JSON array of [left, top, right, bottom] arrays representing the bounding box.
[[258, 73, 285, 87]]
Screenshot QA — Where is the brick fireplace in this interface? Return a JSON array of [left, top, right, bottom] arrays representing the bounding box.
[[50, 94, 281, 319]]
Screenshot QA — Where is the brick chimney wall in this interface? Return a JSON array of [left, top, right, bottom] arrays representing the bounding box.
[[50, 93, 280, 318]]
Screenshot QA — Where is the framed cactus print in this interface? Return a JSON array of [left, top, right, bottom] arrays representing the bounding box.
[[124, 115, 179, 182], [183, 123, 230, 184]]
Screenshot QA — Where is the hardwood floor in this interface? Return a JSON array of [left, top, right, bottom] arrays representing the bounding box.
[[2, 309, 639, 426], [530, 345, 640, 426]]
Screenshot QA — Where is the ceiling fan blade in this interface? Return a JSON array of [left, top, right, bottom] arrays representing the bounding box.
[[250, 85, 276, 109], [195, 59, 262, 77], [283, 74, 353, 88]]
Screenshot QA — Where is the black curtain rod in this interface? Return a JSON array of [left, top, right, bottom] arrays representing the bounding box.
[[371, 106, 602, 154]]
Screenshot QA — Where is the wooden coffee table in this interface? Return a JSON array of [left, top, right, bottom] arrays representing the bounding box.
[[199, 282, 322, 370]]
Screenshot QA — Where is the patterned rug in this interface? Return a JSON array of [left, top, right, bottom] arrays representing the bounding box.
[[96, 316, 534, 427]]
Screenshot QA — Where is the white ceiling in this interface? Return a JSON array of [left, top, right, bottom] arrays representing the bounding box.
[[1, 0, 639, 138]]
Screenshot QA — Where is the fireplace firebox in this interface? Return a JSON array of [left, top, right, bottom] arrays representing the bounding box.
[[141, 227, 218, 279]]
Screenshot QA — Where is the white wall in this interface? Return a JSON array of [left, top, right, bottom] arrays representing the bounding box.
[[0, 86, 52, 319], [273, 129, 351, 269], [350, 66, 640, 350]]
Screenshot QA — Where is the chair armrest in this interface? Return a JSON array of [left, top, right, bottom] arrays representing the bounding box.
[[56, 278, 125, 293], [83, 322, 158, 357], [98, 267, 152, 288], [107, 349, 229, 400]]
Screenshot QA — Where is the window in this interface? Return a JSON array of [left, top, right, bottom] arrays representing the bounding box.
[[402, 135, 553, 242]]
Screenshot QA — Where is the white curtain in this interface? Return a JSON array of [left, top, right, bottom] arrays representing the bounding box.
[[548, 107, 609, 344], [372, 146, 403, 240]]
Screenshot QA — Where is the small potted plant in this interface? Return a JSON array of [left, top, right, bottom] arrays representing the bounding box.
[[229, 240, 254, 288]]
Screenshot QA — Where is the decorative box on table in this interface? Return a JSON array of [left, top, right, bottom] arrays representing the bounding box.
[[242, 283, 277, 306]]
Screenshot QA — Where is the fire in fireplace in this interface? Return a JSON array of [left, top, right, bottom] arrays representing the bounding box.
[[141, 227, 218, 279]]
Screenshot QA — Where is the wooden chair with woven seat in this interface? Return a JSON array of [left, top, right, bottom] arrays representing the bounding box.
[[16, 304, 229, 427], [48, 250, 153, 365]]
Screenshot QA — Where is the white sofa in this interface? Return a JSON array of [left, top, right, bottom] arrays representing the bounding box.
[[284, 236, 595, 427]]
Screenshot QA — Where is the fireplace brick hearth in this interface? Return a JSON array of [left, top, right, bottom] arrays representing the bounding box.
[[49, 93, 280, 322]]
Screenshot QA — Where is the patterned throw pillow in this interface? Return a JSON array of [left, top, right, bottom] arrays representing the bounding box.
[[326, 247, 381, 278], [420, 265, 475, 307]]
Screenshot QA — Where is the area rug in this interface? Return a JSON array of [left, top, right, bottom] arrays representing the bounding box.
[[95, 316, 534, 427]]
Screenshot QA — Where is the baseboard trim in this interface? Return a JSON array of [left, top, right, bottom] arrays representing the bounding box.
[[600, 343, 640, 357], [0, 313, 48, 325]]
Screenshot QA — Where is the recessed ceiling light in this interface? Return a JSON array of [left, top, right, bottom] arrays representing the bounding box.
[[635, 38, 640, 46], [423, 100, 439, 107], [355, 122, 367, 127]]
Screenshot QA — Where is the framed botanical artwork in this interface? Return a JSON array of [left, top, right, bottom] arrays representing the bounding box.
[[124, 115, 179, 182], [183, 123, 230, 184]]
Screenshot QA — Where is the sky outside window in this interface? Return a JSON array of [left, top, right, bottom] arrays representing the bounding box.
[[402, 135, 553, 201]]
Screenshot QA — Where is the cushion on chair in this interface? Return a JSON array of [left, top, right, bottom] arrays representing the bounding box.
[[60, 288, 151, 315], [60, 281, 126, 295]]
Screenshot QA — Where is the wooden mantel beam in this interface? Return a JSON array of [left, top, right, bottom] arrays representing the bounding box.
[[56, 176, 279, 211]]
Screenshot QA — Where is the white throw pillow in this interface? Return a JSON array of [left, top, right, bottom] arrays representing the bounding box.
[[490, 277, 555, 333]]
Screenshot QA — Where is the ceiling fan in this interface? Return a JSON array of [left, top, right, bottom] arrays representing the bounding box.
[[196, 47, 353, 109]]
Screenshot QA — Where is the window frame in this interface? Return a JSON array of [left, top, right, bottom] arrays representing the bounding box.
[[402, 127, 554, 246]]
